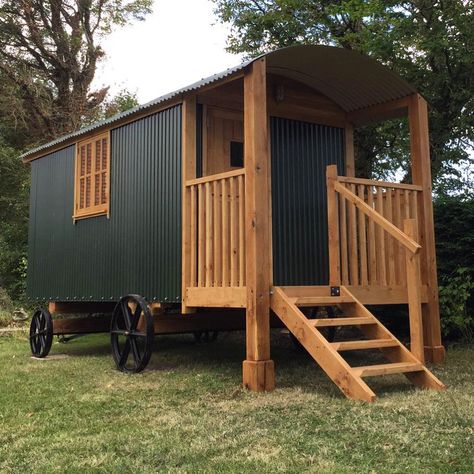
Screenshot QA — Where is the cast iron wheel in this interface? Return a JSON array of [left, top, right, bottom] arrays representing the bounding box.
[[29, 308, 53, 358], [193, 331, 219, 343], [290, 306, 337, 351], [110, 294, 154, 373]]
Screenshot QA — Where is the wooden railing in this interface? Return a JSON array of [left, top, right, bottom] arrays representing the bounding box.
[[327, 165, 424, 361], [185, 169, 246, 289], [328, 171, 422, 288]]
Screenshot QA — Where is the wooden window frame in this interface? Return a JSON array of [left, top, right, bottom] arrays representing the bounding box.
[[73, 131, 111, 221]]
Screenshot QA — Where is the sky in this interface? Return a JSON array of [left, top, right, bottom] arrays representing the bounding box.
[[93, 0, 243, 104]]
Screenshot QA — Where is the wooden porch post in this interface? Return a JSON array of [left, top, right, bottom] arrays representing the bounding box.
[[408, 93, 445, 363], [242, 58, 275, 391], [181, 96, 197, 314], [326, 165, 341, 287]]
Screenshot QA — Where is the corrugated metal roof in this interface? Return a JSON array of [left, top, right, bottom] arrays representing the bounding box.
[[265, 45, 416, 112], [22, 45, 416, 161]]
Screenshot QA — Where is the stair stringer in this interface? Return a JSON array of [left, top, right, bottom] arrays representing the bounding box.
[[271, 286, 377, 402], [339, 286, 445, 391]]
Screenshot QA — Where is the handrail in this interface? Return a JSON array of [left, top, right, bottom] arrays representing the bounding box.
[[336, 176, 423, 191], [334, 181, 421, 254], [185, 168, 245, 187]]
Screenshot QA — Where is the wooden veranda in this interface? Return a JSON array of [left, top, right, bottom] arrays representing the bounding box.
[[180, 58, 445, 400]]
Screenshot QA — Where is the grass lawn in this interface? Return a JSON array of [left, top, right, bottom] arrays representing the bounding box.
[[0, 330, 473, 473]]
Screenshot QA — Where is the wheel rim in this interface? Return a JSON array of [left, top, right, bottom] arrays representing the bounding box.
[[29, 309, 53, 358], [110, 295, 153, 373]]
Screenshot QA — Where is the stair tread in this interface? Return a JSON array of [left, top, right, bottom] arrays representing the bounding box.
[[332, 338, 398, 351], [293, 296, 353, 306], [353, 362, 424, 377], [311, 316, 375, 327]]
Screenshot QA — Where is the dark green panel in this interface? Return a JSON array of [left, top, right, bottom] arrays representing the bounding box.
[[27, 105, 182, 302], [270, 117, 345, 286]]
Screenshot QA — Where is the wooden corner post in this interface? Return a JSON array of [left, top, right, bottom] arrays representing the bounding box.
[[408, 94, 445, 363], [404, 219, 424, 363], [242, 58, 274, 391], [182, 95, 197, 314], [326, 165, 341, 287]]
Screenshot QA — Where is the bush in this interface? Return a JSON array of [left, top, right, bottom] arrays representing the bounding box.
[[434, 196, 474, 340], [0, 286, 14, 328], [439, 268, 474, 340]]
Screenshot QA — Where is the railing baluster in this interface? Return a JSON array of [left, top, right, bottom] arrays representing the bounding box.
[[340, 192, 349, 285], [367, 186, 377, 285], [358, 185, 368, 285], [238, 174, 245, 287], [393, 188, 402, 285], [386, 188, 396, 286], [190, 185, 197, 286], [404, 189, 410, 219], [230, 177, 238, 286], [348, 183, 359, 285], [205, 182, 213, 287], [222, 178, 229, 287], [410, 190, 419, 237], [376, 186, 387, 285], [213, 180, 221, 286], [198, 183, 205, 287]]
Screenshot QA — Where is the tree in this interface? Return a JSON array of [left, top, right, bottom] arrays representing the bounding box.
[[0, 1, 150, 302], [0, 135, 29, 300], [0, 0, 152, 147], [212, 0, 474, 192]]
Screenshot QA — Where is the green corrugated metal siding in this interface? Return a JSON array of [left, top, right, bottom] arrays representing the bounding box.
[[27, 105, 182, 302], [270, 117, 345, 286]]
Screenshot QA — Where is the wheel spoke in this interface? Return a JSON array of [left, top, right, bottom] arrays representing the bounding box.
[[110, 329, 127, 336], [119, 338, 131, 367], [130, 337, 141, 367], [121, 300, 132, 330], [39, 335, 46, 352], [31, 335, 38, 353], [39, 313, 45, 331], [30, 329, 47, 339], [131, 304, 142, 331]]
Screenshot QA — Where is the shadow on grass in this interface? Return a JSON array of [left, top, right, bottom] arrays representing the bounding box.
[[45, 329, 421, 398]]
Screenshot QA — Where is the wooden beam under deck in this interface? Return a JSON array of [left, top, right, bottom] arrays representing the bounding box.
[[52, 310, 285, 336], [185, 287, 247, 308], [275, 285, 429, 305]]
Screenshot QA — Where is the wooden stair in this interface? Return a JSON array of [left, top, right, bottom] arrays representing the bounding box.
[[271, 285, 445, 402]]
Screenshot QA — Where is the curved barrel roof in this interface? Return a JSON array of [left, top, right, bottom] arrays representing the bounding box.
[[22, 44, 416, 161]]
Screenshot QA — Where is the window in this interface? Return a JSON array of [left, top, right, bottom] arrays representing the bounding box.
[[74, 132, 110, 220], [230, 141, 244, 168]]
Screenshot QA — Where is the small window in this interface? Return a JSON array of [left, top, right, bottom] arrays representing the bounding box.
[[230, 141, 244, 168], [74, 132, 110, 220]]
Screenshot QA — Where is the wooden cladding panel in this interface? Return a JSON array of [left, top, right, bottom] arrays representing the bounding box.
[[74, 132, 110, 220]]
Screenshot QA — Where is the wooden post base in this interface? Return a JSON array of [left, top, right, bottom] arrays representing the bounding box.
[[242, 360, 275, 392], [424, 345, 446, 364]]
